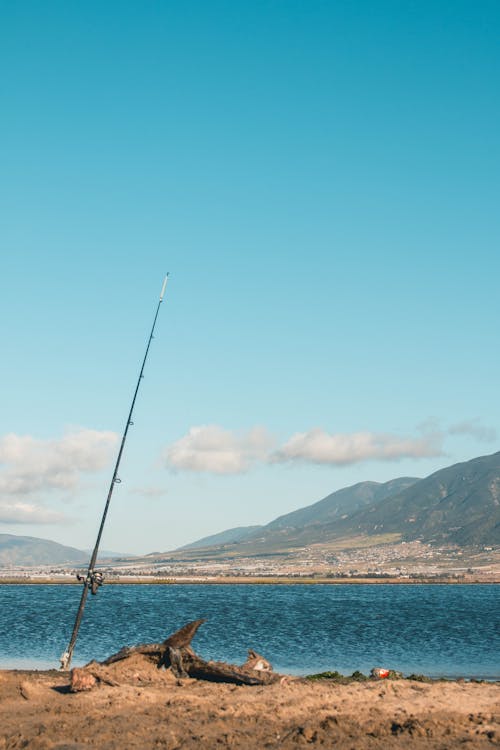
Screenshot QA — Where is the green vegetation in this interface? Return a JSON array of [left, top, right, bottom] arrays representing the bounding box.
[[306, 670, 369, 683], [306, 670, 347, 682], [307, 669, 407, 682]]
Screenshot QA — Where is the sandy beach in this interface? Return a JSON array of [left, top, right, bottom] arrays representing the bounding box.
[[0, 658, 498, 749]]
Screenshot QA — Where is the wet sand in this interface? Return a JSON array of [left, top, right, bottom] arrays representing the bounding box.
[[0, 659, 498, 749]]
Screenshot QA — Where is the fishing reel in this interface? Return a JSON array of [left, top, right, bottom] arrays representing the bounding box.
[[76, 570, 105, 595]]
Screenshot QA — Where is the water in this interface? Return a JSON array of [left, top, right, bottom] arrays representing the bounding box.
[[0, 584, 498, 678]]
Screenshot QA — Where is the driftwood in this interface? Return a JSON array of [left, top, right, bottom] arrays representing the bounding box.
[[70, 619, 282, 691]]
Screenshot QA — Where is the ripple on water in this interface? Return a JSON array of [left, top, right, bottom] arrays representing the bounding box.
[[0, 583, 498, 678]]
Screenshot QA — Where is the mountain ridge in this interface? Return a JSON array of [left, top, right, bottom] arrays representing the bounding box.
[[0, 534, 87, 567], [0, 535, 131, 567], [333, 451, 500, 546], [179, 452, 500, 554], [262, 477, 418, 532], [179, 525, 264, 550]]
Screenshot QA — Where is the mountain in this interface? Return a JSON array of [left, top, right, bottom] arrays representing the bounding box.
[[181, 477, 418, 553], [179, 452, 500, 555], [263, 477, 418, 532], [0, 534, 87, 567], [334, 451, 500, 546], [179, 525, 263, 550], [85, 548, 133, 559]]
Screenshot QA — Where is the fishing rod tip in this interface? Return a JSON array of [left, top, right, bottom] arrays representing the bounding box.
[[160, 274, 169, 301]]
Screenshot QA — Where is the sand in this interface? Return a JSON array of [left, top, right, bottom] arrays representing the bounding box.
[[0, 657, 498, 749]]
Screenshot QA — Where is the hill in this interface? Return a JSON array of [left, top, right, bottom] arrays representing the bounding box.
[[263, 477, 418, 532], [178, 452, 500, 556], [179, 477, 418, 554], [0, 534, 87, 567], [179, 525, 263, 550], [335, 451, 500, 546]]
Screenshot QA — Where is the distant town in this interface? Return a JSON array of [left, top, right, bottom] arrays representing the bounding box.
[[1, 540, 498, 584]]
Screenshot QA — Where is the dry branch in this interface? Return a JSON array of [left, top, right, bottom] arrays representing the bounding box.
[[70, 619, 282, 691]]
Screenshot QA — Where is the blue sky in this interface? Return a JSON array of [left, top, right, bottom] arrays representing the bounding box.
[[1, 1, 499, 554]]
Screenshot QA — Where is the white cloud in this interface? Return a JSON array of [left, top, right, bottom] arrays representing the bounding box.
[[0, 501, 65, 524], [272, 428, 443, 466], [165, 425, 273, 475], [448, 419, 497, 443], [165, 416, 492, 474], [0, 428, 118, 497]]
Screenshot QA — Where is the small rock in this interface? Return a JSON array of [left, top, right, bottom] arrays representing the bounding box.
[[300, 726, 317, 742], [19, 680, 35, 700], [70, 668, 97, 692]]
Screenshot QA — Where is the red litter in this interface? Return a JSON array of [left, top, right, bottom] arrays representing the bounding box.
[[371, 667, 390, 679]]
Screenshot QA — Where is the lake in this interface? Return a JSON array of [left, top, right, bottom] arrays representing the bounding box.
[[0, 583, 498, 678]]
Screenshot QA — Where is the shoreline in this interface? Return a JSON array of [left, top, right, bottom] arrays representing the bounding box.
[[1, 666, 498, 683], [0, 575, 498, 585]]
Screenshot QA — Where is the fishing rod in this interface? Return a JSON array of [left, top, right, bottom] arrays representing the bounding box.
[[60, 274, 169, 670]]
